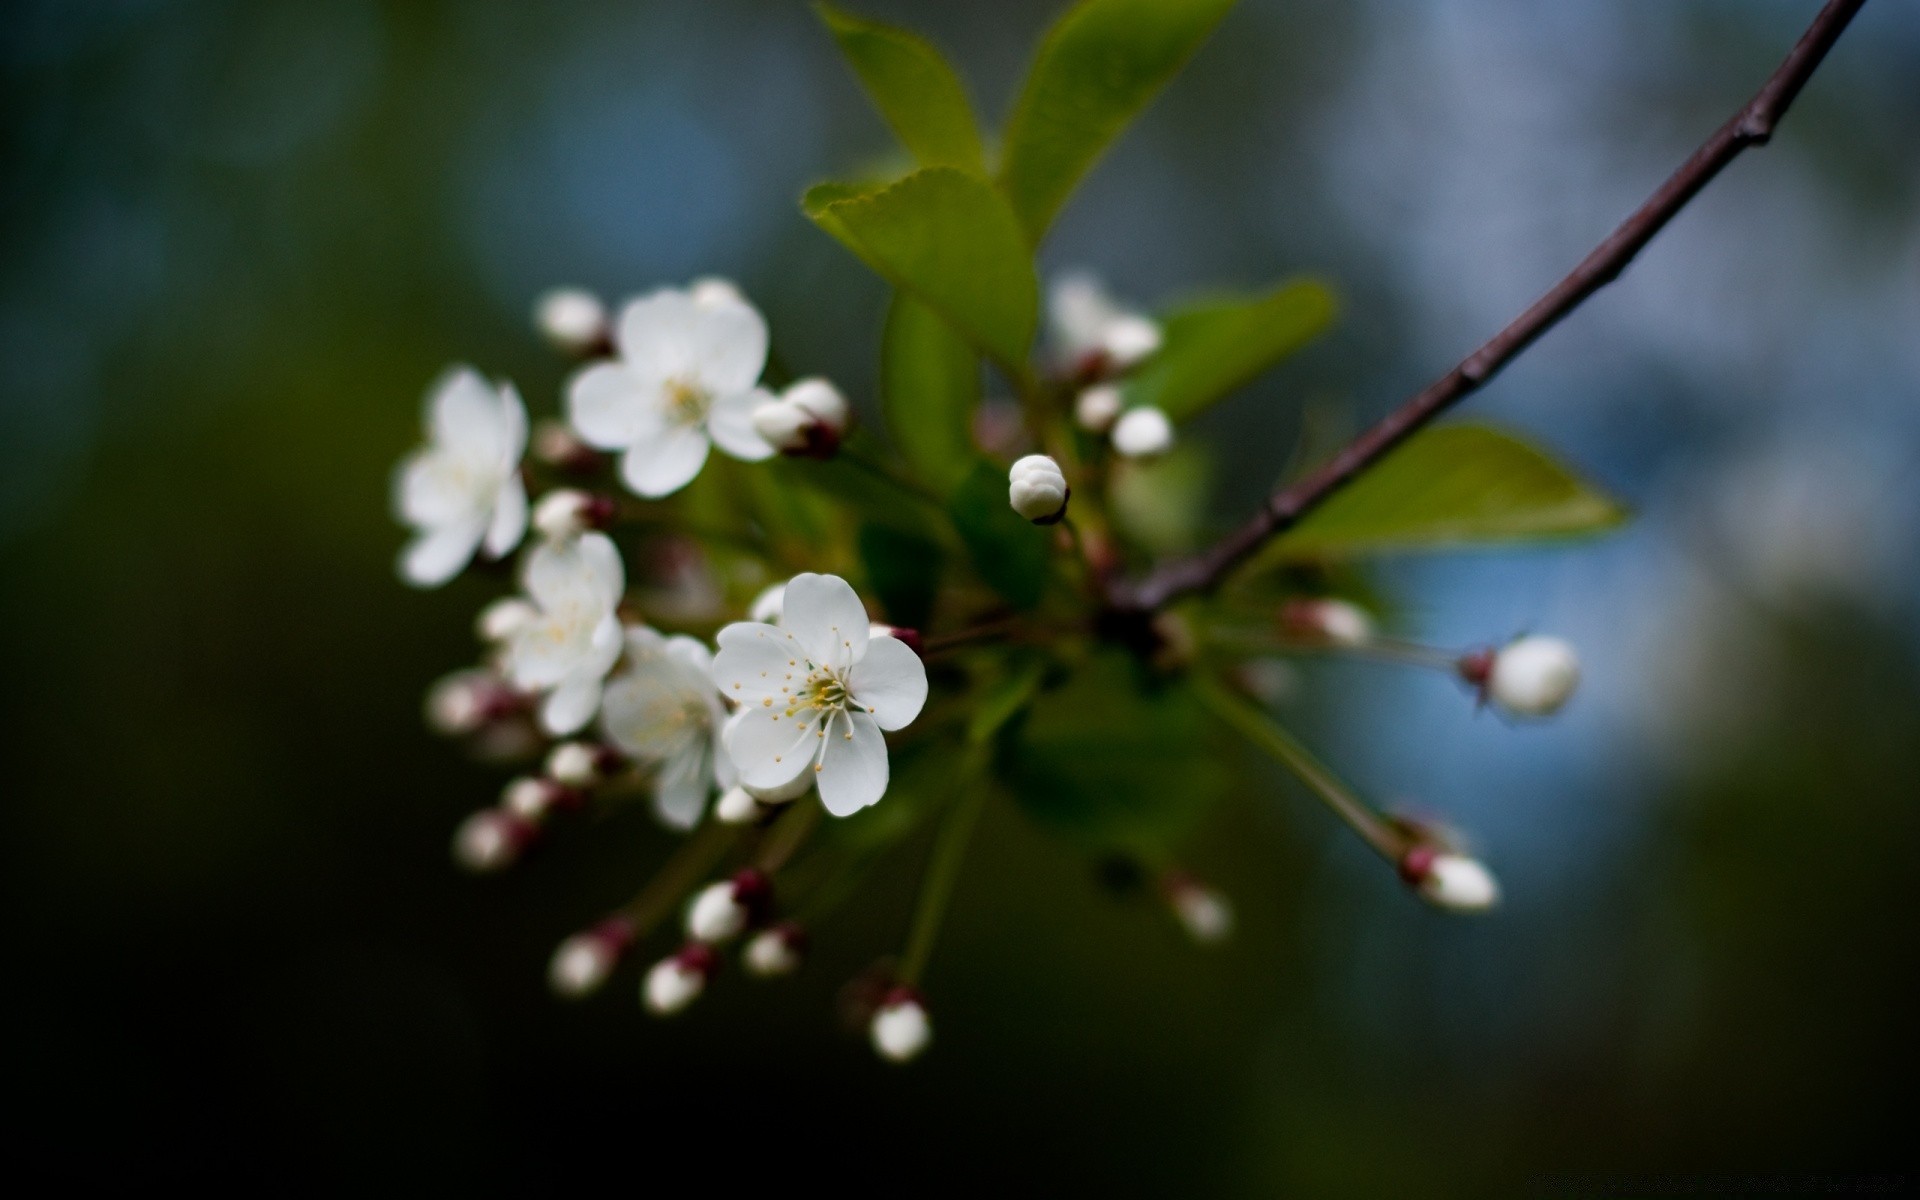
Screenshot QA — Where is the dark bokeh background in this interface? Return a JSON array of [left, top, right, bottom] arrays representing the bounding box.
[[3, 1, 1916, 1193]]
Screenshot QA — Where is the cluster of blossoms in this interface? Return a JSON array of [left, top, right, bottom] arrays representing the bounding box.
[[391, 1, 1609, 1065]]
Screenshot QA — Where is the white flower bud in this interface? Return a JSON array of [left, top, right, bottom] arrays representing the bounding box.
[[870, 993, 932, 1063], [688, 276, 746, 310], [1169, 882, 1234, 944], [1408, 851, 1501, 913], [642, 947, 716, 1016], [1100, 314, 1163, 369], [784, 377, 850, 434], [451, 808, 532, 872], [545, 741, 603, 788], [1074, 384, 1124, 433], [476, 597, 539, 643], [1281, 598, 1374, 648], [748, 582, 786, 625], [532, 489, 594, 540], [713, 785, 761, 825], [685, 881, 750, 944], [547, 920, 632, 998], [1486, 635, 1580, 717], [532, 418, 599, 471], [751, 399, 813, 453], [533, 288, 608, 355], [752, 378, 851, 456], [425, 669, 496, 735], [502, 775, 570, 821], [742, 924, 805, 978], [1008, 454, 1070, 524], [1111, 406, 1174, 458]]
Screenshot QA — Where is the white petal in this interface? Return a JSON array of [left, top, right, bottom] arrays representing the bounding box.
[[524, 533, 619, 612], [398, 517, 484, 588], [575, 532, 627, 607], [662, 634, 715, 682], [707, 387, 777, 461], [782, 573, 869, 671], [482, 473, 528, 558], [816, 709, 888, 816], [726, 705, 820, 791], [495, 380, 530, 462], [849, 635, 927, 731], [567, 361, 665, 450], [712, 622, 812, 705], [616, 290, 767, 391], [541, 673, 603, 735], [429, 366, 512, 458], [395, 450, 480, 526], [711, 726, 738, 790], [1048, 273, 1118, 356], [652, 741, 711, 831], [620, 423, 711, 498]]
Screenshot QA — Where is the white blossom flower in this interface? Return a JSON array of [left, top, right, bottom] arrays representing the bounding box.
[[533, 287, 609, 355], [565, 285, 777, 498], [743, 924, 805, 978], [1484, 635, 1581, 717], [751, 377, 851, 456], [599, 626, 733, 830], [393, 367, 529, 587], [711, 574, 928, 817], [870, 991, 931, 1063], [500, 532, 626, 736], [1048, 272, 1163, 374], [1074, 384, 1123, 433], [1111, 405, 1174, 459], [1008, 454, 1069, 524]]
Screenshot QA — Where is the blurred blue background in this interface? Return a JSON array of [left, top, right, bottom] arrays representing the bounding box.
[[2, 1, 1915, 1192]]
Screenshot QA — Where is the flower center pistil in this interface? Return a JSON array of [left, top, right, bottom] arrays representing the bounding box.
[[665, 376, 712, 425]]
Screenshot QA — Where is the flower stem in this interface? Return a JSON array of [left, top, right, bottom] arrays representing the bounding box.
[[754, 798, 820, 875], [896, 768, 990, 987], [1209, 628, 1459, 673], [1193, 674, 1406, 864], [617, 817, 739, 936]]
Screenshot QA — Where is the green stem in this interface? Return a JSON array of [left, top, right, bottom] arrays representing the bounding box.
[[616, 818, 739, 936], [1193, 675, 1406, 864], [1209, 628, 1459, 673], [896, 769, 990, 986], [754, 799, 820, 875]]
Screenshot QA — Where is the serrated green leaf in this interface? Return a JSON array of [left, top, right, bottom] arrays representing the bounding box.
[[1004, 650, 1226, 852], [948, 460, 1050, 610], [999, 0, 1238, 243], [881, 294, 979, 497], [1124, 279, 1335, 422], [803, 167, 1037, 370], [1270, 423, 1628, 559], [858, 523, 944, 629], [816, 3, 986, 173]]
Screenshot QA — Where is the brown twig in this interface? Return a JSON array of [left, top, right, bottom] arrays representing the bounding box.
[[1112, 0, 1867, 614]]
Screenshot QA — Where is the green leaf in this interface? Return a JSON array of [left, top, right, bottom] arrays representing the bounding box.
[[948, 460, 1050, 610], [1004, 651, 1227, 852], [999, 0, 1238, 242], [1270, 423, 1628, 559], [880, 294, 979, 497], [804, 167, 1038, 370], [816, 4, 986, 173], [1124, 279, 1336, 422], [766, 453, 942, 540], [967, 657, 1048, 745], [858, 524, 944, 629]]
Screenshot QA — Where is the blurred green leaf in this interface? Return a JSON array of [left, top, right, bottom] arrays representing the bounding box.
[[767, 452, 943, 540], [968, 657, 1047, 745], [858, 523, 944, 629], [999, 0, 1238, 243], [1004, 651, 1226, 852], [816, 3, 986, 173], [804, 167, 1038, 371], [1270, 423, 1628, 559], [948, 460, 1050, 610], [881, 294, 980, 497], [1124, 279, 1336, 422], [1109, 440, 1213, 554]]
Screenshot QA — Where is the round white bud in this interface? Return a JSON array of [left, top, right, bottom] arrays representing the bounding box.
[[685, 881, 749, 944], [784, 378, 850, 434], [545, 741, 602, 788], [1111, 406, 1174, 458], [476, 598, 539, 643], [643, 955, 707, 1015], [533, 288, 608, 355], [749, 582, 786, 625], [1008, 454, 1069, 523], [502, 776, 558, 821], [533, 489, 593, 541], [688, 276, 746, 310], [425, 670, 492, 735], [713, 786, 761, 825], [549, 931, 620, 998], [750, 399, 812, 453], [1487, 636, 1580, 717], [1170, 884, 1235, 944], [1419, 853, 1500, 912], [871, 996, 932, 1063], [451, 809, 528, 873], [742, 926, 804, 978], [1283, 598, 1374, 648], [1100, 314, 1163, 369], [1074, 384, 1124, 433]]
